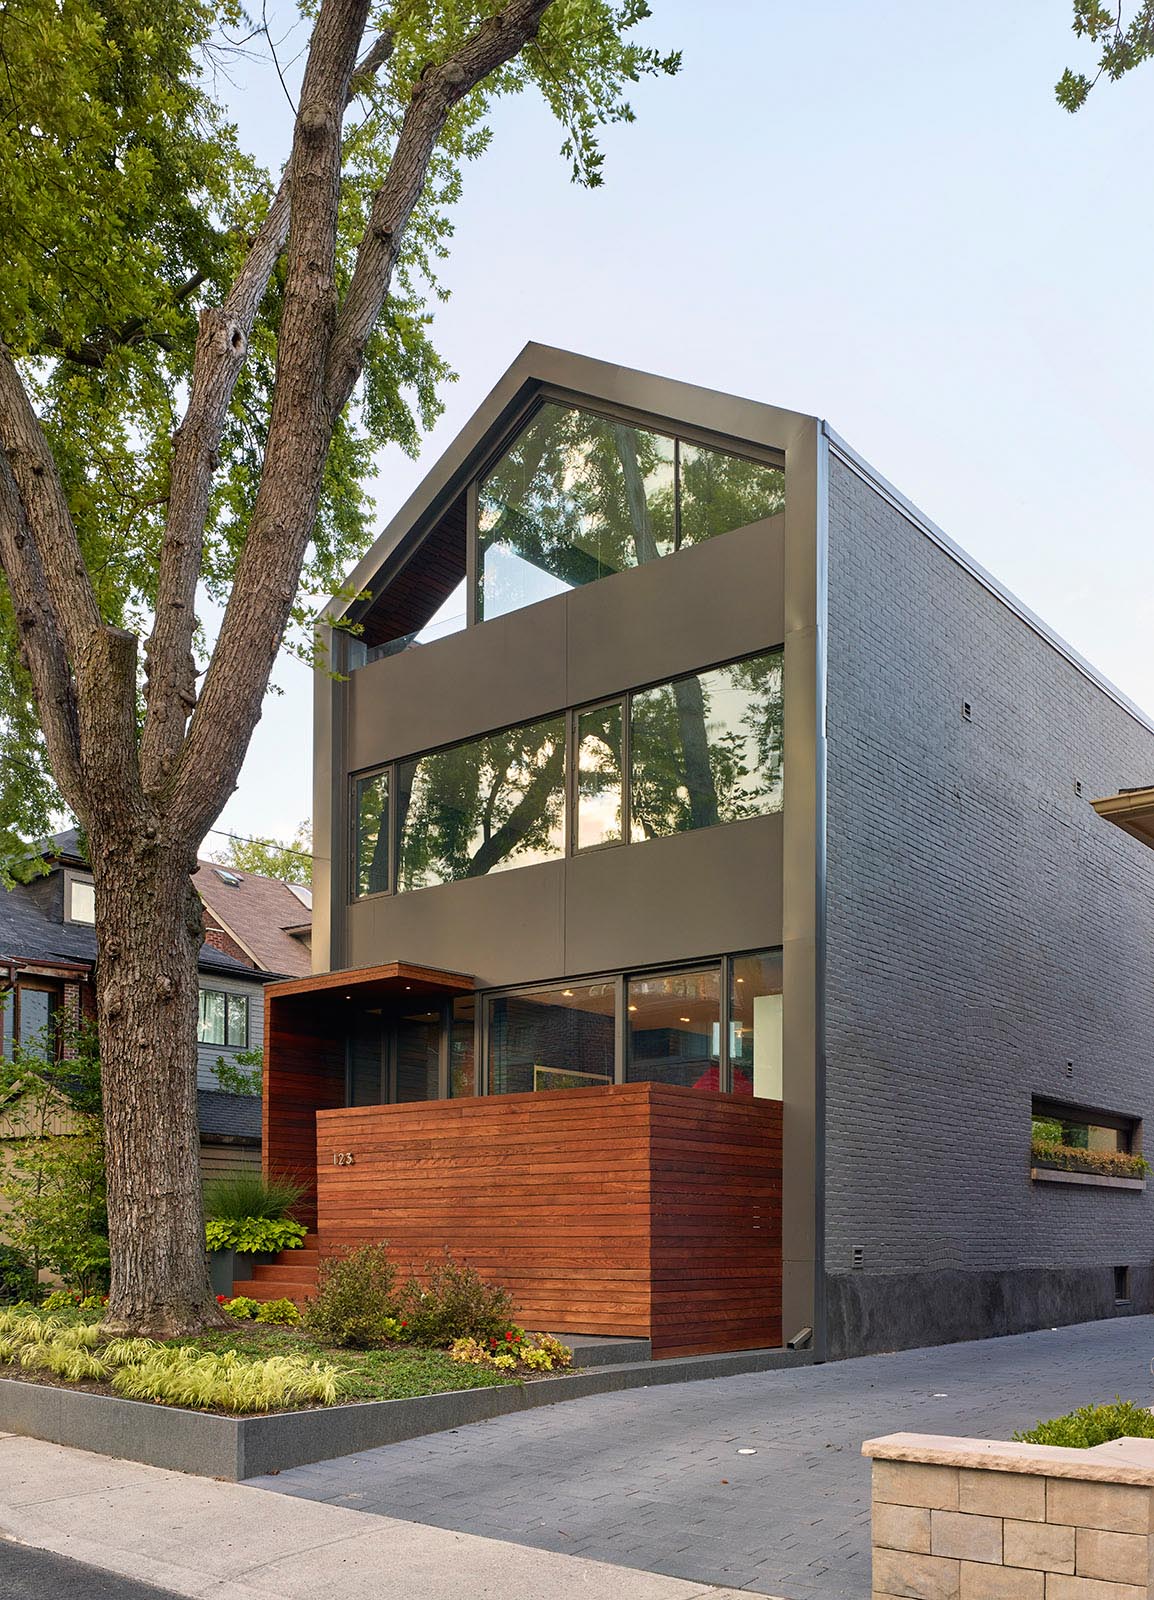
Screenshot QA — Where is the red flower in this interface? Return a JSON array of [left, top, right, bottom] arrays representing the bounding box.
[[216, 1294, 226, 1302], [505, 1331, 513, 1341]]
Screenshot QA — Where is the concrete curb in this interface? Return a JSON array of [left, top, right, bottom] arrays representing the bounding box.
[[0, 1345, 813, 1480]]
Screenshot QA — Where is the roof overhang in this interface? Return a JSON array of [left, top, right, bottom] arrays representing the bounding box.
[[265, 961, 474, 1009], [1091, 787, 1154, 851]]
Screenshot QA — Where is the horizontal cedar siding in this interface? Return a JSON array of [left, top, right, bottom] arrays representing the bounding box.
[[314, 1082, 781, 1355]]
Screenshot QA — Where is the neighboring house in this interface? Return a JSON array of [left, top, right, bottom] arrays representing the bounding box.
[[1, 832, 309, 1180], [257, 346, 1154, 1360]]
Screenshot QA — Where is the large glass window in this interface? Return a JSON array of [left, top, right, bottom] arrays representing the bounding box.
[[488, 983, 616, 1095], [575, 702, 624, 850], [355, 770, 390, 897], [625, 967, 721, 1089], [630, 653, 783, 840], [729, 950, 782, 1099], [477, 403, 784, 623], [396, 715, 566, 891]]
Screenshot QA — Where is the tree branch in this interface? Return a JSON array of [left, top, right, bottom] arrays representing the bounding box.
[[169, 0, 557, 842], [0, 450, 84, 811], [138, 26, 397, 798], [0, 344, 104, 668], [325, 0, 552, 420]]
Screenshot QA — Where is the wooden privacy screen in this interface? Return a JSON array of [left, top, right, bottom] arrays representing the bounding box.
[[314, 1082, 782, 1359]]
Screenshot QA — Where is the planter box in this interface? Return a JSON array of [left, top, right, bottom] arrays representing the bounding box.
[[1030, 1165, 1146, 1191], [207, 1249, 279, 1298], [864, 1431, 1154, 1600], [0, 1344, 809, 1480]]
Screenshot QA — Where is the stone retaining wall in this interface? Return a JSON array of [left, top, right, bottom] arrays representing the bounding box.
[[864, 1432, 1154, 1599]]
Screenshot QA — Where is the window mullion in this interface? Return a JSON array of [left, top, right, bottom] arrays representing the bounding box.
[[621, 693, 632, 846], [720, 957, 732, 1093]]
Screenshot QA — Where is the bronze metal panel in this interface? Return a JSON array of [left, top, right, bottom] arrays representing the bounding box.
[[346, 859, 566, 990], [564, 515, 784, 710], [563, 814, 782, 977], [346, 595, 568, 772]]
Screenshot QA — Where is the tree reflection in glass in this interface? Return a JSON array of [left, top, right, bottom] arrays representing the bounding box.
[[396, 715, 566, 890], [630, 651, 783, 840], [477, 402, 783, 622]]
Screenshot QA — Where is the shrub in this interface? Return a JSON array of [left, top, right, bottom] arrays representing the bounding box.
[[1015, 1399, 1154, 1448], [203, 1170, 305, 1222], [205, 1217, 307, 1254], [0, 1244, 36, 1304], [399, 1253, 517, 1346], [255, 1297, 302, 1325], [1030, 1139, 1150, 1180], [304, 1243, 398, 1348], [219, 1295, 260, 1319]]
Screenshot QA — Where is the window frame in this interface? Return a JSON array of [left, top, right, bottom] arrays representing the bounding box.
[[350, 646, 783, 900], [197, 988, 250, 1051], [469, 948, 780, 1098], [1031, 1096, 1140, 1155]]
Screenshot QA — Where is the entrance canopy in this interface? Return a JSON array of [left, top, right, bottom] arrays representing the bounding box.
[[1091, 786, 1154, 851], [264, 960, 473, 1010]]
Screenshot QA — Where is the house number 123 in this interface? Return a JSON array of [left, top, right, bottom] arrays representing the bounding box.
[[333, 1151, 355, 1166]]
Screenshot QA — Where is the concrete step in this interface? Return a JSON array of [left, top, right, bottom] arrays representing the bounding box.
[[548, 1333, 653, 1367]]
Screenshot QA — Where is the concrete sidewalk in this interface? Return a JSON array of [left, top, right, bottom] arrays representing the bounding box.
[[0, 1433, 769, 1600]]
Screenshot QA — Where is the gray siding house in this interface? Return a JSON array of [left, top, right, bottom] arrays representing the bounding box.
[[295, 345, 1154, 1359]]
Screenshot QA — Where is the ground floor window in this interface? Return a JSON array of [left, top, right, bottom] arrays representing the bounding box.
[[487, 982, 616, 1094], [343, 951, 783, 1108], [1, 979, 62, 1060]]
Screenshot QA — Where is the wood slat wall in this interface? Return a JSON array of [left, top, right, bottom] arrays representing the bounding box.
[[313, 1082, 782, 1355], [263, 996, 346, 1227]]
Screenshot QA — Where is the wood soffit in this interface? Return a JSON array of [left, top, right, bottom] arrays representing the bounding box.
[[1091, 787, 1154, 851], [265, 961, 474, 1005]]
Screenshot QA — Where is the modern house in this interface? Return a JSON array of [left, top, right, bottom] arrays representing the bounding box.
[[1, 832, 310, 1181], [258, 345, 1154, 1360]]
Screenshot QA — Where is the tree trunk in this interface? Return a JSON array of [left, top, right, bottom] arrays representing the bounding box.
[[92, 832, 228, 1336]]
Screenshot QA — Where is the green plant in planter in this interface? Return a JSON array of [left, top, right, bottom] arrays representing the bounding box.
[[206, 1216, 307, 1254], [1030, 1139, 1150, 1180]]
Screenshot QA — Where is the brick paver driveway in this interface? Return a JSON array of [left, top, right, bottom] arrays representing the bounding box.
[[248, 1317, 1154, 1599]]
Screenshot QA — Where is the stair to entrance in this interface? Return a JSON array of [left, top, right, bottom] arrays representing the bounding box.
[[231, 1233, 321, 1305]]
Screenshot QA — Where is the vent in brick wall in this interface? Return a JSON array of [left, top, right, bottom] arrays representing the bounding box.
[[1115, 1265, 1131, 1304], [852, 1244, 865, 1270], [961, 701, 972, 721]]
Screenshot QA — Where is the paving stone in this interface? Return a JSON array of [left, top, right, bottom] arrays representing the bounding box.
[[248, 1315, 1154, 1600]]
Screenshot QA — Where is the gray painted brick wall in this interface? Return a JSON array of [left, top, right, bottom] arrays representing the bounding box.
[[823, 455, 1154, 1354]]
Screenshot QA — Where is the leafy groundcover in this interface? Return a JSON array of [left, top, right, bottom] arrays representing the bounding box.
[[0, 1307, 558, 1415]]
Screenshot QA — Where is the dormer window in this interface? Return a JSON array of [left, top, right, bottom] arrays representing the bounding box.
[[65, 873, 95, 925]]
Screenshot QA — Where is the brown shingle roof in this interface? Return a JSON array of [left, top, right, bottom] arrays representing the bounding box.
[[195, 861, 312, 977]]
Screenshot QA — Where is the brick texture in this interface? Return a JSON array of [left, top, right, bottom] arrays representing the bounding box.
[[825, 458, 1154, 1354]]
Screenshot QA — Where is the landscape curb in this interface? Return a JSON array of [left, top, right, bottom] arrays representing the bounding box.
[[0, 1345, 813, 1480]]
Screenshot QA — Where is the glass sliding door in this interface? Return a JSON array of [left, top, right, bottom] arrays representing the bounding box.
[[625, 967, 721, 1090], [394, 1009, 441, 1102], [488, 983, 616, 1095], [728, 950, 782, 1098]]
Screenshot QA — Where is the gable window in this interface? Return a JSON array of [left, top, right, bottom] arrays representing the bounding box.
[[477, 402, 785, 624], [198, 989, 249, 1049], [66, 873, 95, 925]]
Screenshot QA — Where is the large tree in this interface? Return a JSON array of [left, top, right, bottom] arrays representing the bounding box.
[[0, 0, 677, 1334]]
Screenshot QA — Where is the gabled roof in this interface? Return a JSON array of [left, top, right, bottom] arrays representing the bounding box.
[[324, 342, 813, 630], [196, 861, 312, 977], [1, 840, 272, 981]]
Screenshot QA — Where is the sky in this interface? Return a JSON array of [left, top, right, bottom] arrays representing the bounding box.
[[209, 0, 1154, 850]]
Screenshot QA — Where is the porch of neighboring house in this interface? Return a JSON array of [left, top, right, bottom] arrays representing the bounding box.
[[246, 963, 784, 1359]]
